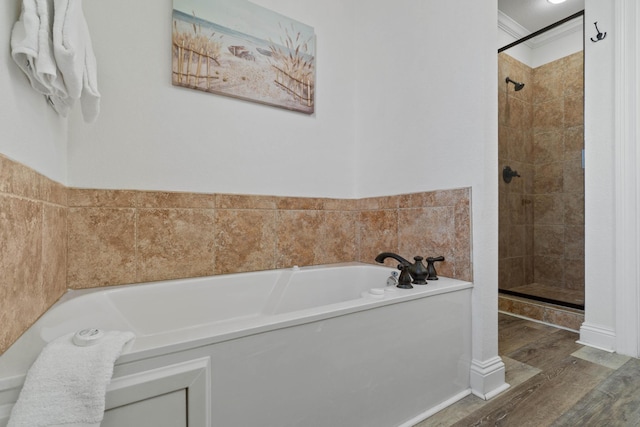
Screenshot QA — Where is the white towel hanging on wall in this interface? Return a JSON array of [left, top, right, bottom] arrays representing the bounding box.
[[53, 0, 100, 123], [10, 0, 101, 123]]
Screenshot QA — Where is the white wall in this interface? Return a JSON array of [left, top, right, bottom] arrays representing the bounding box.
[[530, 26, 583, 68], [580, 0, 617, 352], [355, 1, 496, 197], [354, 0, 503, 396], [1, 1, 68, 184], [68, 0, 358, 198]]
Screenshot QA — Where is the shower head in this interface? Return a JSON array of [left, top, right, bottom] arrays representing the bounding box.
[[505, 77, 525, 91]]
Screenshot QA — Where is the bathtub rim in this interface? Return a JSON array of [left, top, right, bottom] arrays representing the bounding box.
[[0, 262, 472, 385]]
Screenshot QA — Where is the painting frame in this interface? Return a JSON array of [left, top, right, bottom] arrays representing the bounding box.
[[172, 0, 316, 114]]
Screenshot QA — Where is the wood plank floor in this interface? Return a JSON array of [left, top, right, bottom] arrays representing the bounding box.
[[415, 314, 640, 426]]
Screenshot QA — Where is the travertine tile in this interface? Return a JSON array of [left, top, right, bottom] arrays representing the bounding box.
[[138, 191, 216, 209], [499, 257, 526, 289], [499, 221, 510, 259], [534, 162, 564, 193], [42, 204, 67, 306], [498, 89, 508, 127], [532, 60, 563, 104], [564, 192, 585, 225], [357, 195, 399, 211], [316, 210, 357, 265], [507, 225, 525, 257], [508, 192, 527, 225], [39, 175, 67, 206], [137, 208, 215, 282], [505, 96, 531, 129], [276, 196, 324, 210], [564, 225, 585, 260], [501, 296, 545, 322], [563, 51, 584, 98], [508, 128, 531, 162], [216, 194, 277, 210], [454, 195, 472, 263], [564, 259, 585, 289], [275, 210, 324, 267], [533, 98, 564, 133], [358, 209, 398, 266], [68, 188, 137, 207], [0, 196, 43, 354], [0, 155, 41, 200], [533, 130, 563, 164], [398, 206, 455, 263], [564, 94, 584, 128], [564, 152, 584, 193], [543, 307, 584, 331], [214, 209, 277, 274], [68, 207, 137, 288], [533, 255, 564, 285], [564, 126, 584, 155], [533, 225, 564, 256], [322, 198, 358, 211], [499, 50, 583, 301], [533, 194, 564, 224]]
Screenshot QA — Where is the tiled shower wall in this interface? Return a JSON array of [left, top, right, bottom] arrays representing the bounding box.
[[498, 52, 535, 289], [1, 153, 472, 354], [498, 51, 584, 291]]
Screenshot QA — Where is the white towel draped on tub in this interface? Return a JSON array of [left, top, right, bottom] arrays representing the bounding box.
[[7, 330, 135, 427], [10, 0, 101, 123]]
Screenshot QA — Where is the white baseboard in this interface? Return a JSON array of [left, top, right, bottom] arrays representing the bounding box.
[[469, 356, 510, 400], [578, 323, 616, 352], [397, 389, 471, 427]]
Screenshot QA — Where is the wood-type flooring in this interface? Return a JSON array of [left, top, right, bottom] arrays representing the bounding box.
[[415, 313, 640, 426]]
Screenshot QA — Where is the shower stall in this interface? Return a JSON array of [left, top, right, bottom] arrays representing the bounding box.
[[498, 12, 585, 312]]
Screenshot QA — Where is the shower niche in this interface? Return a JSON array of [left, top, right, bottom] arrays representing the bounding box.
[[498, 10, 585, 313]]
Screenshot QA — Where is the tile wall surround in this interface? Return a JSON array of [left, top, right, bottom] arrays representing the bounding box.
[[0, 155, 67, 355], [498, 51, 584, 294], [0, 153, 472, 354]]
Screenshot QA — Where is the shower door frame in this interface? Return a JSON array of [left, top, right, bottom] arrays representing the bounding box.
[[497, 10, 586, 311]]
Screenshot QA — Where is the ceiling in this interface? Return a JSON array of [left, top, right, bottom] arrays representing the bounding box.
[[498, 0, 585, 33]]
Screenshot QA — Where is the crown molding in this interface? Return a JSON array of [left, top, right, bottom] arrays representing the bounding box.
[[498, 10, 583, 50]]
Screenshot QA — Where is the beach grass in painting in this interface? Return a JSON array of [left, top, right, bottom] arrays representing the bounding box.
[[172, 0, 316, 114]]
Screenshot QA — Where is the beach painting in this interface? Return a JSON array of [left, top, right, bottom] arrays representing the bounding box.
[[172, 0, 316, 114]]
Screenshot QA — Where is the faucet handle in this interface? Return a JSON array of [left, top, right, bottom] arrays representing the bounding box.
[[409, 256, 428, 285], [396, 264, 414, 289], [426, 256, 445, 280]]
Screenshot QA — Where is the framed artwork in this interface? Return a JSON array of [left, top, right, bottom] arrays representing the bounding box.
[[172, 0, 316, 114]]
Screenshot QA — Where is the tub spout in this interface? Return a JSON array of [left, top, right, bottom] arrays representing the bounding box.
[[374, 252, 428, 285], [375, 252, 411, 266], [375, 252, 412, 288]]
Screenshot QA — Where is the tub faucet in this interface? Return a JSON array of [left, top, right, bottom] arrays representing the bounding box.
[[426, 256, 445, 280], [374, 252, 428, 285]]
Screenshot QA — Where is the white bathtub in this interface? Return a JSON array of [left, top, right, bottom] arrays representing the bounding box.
[[0, 263, 472, 427]]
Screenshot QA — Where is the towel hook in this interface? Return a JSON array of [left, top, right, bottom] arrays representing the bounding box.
[[590, 22, 607, 42]]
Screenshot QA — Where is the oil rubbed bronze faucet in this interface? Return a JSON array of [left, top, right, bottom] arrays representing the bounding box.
[[374, 252, 429, 285]]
